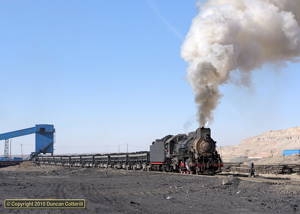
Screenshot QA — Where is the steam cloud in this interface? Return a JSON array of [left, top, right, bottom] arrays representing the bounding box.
[[181, 0, 300, 127], [183, 117, 195, 133]]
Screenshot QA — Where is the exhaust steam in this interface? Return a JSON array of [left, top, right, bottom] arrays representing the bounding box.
[[181, 0, 300, 127]]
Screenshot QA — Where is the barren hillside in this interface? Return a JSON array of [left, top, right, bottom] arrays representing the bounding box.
[[218, 127, 300, 162]]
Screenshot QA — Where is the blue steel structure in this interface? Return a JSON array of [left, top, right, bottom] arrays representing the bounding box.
[[0, 157, 9, 161], [283, 150, 300, 156], [0, 124, 55, 160]]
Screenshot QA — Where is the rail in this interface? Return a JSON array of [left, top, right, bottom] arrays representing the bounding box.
[[223, 162, 300, 175]]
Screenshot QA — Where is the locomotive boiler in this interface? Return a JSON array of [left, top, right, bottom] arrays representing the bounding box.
[[150, 127, 223, 174]]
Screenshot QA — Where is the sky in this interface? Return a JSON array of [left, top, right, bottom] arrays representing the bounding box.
[[0, 0, 299, 156]]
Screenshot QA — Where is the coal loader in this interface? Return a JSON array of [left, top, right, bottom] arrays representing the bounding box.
[[35, 127, 223, 175]]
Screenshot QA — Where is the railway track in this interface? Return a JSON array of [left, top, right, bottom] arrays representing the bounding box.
[[146, 169, 300, 184], [223, 162, 300, 175], [0, 160, 23, 168]]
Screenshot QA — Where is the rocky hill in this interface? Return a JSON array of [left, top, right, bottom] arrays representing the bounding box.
[[218, 127, 300, 162]]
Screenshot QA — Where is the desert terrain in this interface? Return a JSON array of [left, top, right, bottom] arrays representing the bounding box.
[[0, 163, 300, 213], [219, 127, 300, 162]]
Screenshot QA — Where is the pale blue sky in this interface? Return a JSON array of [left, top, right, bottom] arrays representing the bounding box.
[[1, 0, 299, 156]]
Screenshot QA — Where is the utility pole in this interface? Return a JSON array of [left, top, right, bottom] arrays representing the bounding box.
[[21, 144, 23, 160], [118, 145, 120, 153], [127, 144, 128, 153], [10, 139, 12, 161]]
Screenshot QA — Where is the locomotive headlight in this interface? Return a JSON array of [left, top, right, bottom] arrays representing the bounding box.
[[205, 134, 210, 139]]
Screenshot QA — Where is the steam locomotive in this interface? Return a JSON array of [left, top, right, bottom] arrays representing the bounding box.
[[35, 127, 223, 175], [150, 127, 223, 175]]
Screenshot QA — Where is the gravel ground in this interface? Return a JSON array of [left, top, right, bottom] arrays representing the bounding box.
[[0, 164, 300, 214]]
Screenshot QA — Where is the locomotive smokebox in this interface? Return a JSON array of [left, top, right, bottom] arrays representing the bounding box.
[[192, 127, 216, 154]]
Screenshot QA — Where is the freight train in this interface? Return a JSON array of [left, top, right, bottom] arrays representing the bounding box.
[[35, 127, 223, 175]]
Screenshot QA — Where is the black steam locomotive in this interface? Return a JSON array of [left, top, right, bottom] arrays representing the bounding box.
[[35, 127, 223, 175], [150, 127, 223, 175]]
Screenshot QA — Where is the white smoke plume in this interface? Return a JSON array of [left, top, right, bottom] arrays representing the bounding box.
[[181, 0, 300, 127], [183, 117, 195, 133]]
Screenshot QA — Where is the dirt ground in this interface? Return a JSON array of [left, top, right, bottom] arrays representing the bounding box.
[[0, 164, 300, 214]]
